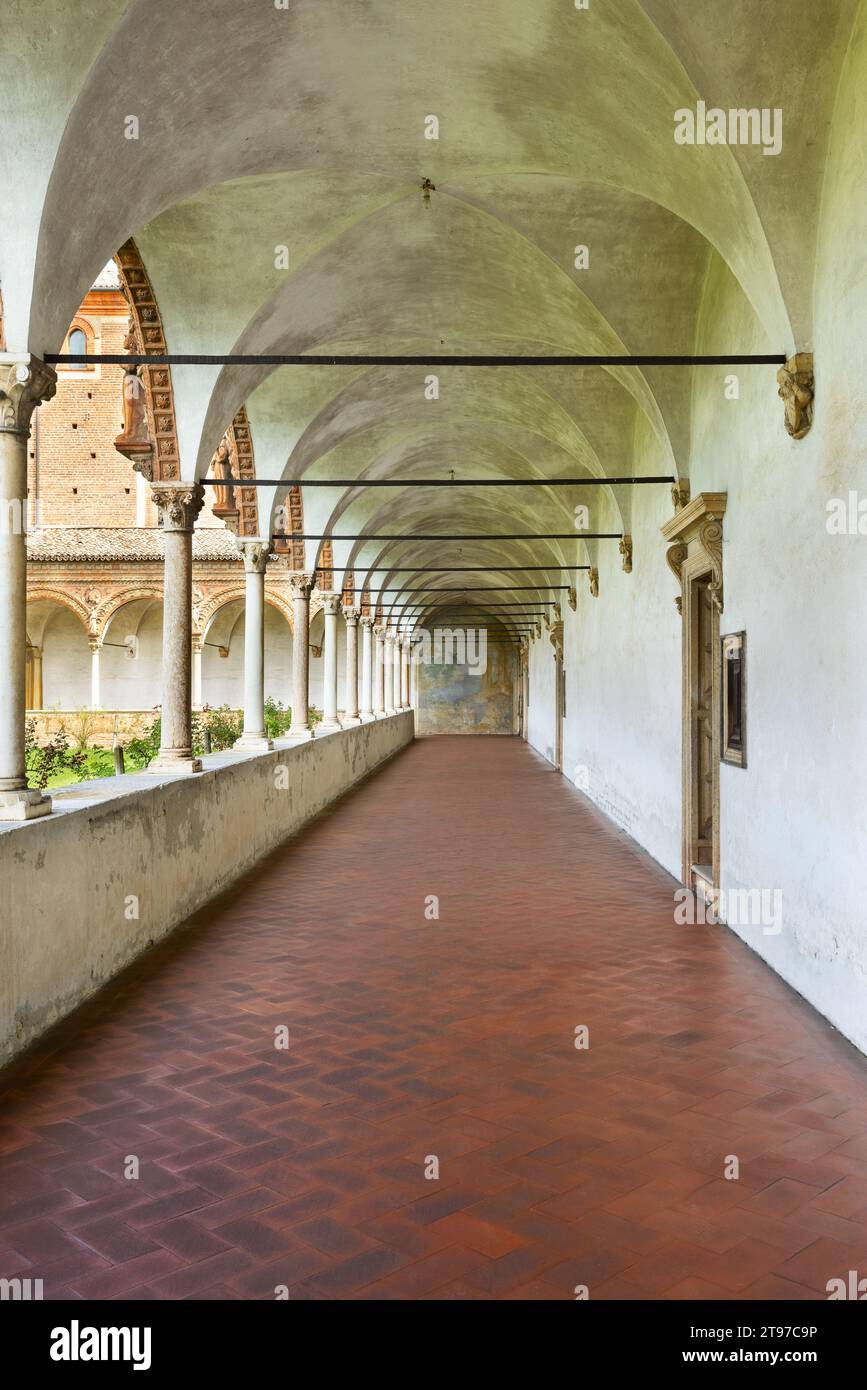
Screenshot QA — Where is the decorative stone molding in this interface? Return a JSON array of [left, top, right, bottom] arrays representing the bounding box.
[[151, 483, 205, 533], [671, 477, 691, 512], [588, 567, 599, 598], [115, 240, 180, 481], [236, 538, 270, 574], [777, 352, 814, 439], [619, 535, 633, 573], [660, 492, 727, 616], [0, 356, 57, 436]]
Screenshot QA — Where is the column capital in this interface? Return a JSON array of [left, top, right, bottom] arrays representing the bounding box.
[[373, 623, 387, 639], [0, 355, 57, 437], [358, 613, 373, 629], [343, 606, 360, 626], [88, 636, 102, 653], [151, 482, 205, 533], [318, 590, 342, 615], [236, 537, 270, 574], [288, 571, 315, 601]]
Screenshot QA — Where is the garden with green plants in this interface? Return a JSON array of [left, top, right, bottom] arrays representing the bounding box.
[[24, 698, 316, 789]]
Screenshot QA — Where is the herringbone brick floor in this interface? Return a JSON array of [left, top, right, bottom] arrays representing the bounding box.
[[2, 736, 866, 1300]]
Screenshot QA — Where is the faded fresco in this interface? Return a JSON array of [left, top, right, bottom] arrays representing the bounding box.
[[417, 634, 517, 734]]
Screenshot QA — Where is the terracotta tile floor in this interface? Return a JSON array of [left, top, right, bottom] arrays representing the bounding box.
[[2, 736, 866, 1300]]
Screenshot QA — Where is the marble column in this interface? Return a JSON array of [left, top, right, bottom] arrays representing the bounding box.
[[148, 483, 204, 773], [359, 615, 374, 721], [0, 356, 56, 819], [191, 635, 203, 708], [89, 637, 102, 710], [287, 573, 315, 739], [373, 624, 386, 717], [318, 592, 342, 732], [392, 630, 402, 711], [383, 631, 396, 716], [235, 540, 273, 751], [409, 637, 418, 709], [342, 607, 361, 725], [400, 637, 410, 709]]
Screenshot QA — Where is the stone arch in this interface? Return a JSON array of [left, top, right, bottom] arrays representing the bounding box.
[[114, 238, 180, 482], [26, 587, 92, 633], [97, 585, 164, 641]]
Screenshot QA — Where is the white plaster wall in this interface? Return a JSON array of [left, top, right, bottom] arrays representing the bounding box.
[[526, 15, 867, 1054], [40, 608, 91, 710], [102, 603, 163, 710], [0, 713, 414, 1065], [201, 607, 294, 710]]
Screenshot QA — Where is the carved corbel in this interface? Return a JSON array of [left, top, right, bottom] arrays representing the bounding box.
[[698, 517, 724, 612], [619, 535, 633, 573], [548, 620, 564, 659], [777, 352, 814, 439], [671, 478, 690, 512], [588, 567, 599, 598], [665, 542, 688, 615], [567, 585, 577, 611]]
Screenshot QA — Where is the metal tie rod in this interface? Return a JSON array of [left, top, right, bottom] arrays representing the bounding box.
[[363, 585, 571, 592], [206, 475, 673, 487], [286, 532, 622, 541], [48, 353, 786, 367], [359, 565, 590, 572]]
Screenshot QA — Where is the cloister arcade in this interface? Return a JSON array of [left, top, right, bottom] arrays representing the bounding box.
[[0, 0, 865, 1308]]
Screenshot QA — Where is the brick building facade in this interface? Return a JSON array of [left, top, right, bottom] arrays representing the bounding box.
[[23, 262, 322, 744]]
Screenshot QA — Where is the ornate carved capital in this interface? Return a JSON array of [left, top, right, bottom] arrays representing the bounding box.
[[671, 477, 691, 512], [319, 590, 341, 616], [777, 352, 814, 439], [343, 606, 360, 626], [567, 585, 577, 611], [0, 356, 57, 436], [236, 538, 270, 574], [288, 572, 315, 601], [358, 614, 373, 629], [619, 534, 633, 573], [588, 567, 599, 598], [151, 482, 205, 533], [548, 620, 564, 658], [373, 623, 386, 639]]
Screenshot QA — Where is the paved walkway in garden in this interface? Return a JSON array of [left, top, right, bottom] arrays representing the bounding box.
[[2, 736, 866, 1300]]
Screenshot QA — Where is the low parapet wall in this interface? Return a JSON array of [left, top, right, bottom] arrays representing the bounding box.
[[0, 712, 414, 1066]]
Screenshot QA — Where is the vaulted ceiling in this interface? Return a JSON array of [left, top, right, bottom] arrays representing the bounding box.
[[3, 0, 860, 625]]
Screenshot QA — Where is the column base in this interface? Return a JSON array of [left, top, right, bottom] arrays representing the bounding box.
[[317, 719, 343, 734], [233, 734, 274, 752], [0, 787, 52, 821], [358, 712, 375, 723], [383, 708, 397, 718], [340, 715, 362, 726], [284, 727, 314, 742], [147, 753, 202, 775]]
